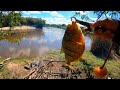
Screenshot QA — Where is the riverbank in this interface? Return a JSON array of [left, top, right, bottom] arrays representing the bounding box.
[[0, 49, 120, 79], [0, 26, 36, 31]]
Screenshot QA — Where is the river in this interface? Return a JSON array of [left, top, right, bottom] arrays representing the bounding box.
[[0, 27, 92, 59]]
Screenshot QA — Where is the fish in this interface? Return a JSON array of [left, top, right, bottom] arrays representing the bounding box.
[[61, 21, 85, 71]]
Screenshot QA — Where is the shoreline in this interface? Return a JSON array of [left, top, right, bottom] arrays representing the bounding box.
[[0, 25, 37, 31]]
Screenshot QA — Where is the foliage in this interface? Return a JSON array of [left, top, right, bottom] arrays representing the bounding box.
[[0, 11, 2, 28], [23, 17, 46, 27], [74, 11, 120, 21], [93, 11, 120, 20], [45, 24, 67, 29], [0, 11, 46, 29]]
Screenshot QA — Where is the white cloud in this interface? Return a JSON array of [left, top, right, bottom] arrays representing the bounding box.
[[50, 11, 64, 17], [2, 11, 8, 15], [14, 11, 20, 13], [89, 17, 97, 21], [29, 11, 41, 14], [80, 11, 89, 15], [41, 11, 64, 18], [42, 17, 70, 25], [42, 17, 86, 26], [22, 11, 41, 15], [22, 15, 37, 18], [42, 11, 51, 13], [22, 11, 30, 15]]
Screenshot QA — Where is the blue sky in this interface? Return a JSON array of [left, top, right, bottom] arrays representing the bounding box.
[[21, 11, 119, 25]]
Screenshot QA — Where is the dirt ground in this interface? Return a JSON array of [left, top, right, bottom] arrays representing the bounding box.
[[1, 59, 111, 79], [6, 62, 30, 79], [23, 59, 94, 79]]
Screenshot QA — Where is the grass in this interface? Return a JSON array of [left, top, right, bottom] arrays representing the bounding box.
[[41, 49, 120, 79], [0, 49, 120, 79]]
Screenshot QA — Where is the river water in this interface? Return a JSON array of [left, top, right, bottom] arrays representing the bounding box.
[[0, 27, 92, 59]]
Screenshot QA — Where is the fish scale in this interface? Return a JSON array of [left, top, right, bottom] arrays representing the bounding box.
[[61, 21, 85, 69]]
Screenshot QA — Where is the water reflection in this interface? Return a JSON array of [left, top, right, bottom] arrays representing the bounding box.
[[85, 36, 92, 50], [0, 27, 92, 58]]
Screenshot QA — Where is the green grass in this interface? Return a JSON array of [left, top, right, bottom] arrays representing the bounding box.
[[0, 49, 120, 79], [40, 49, 65, 61]]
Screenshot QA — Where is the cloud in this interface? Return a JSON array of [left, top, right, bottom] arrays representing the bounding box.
[[22, 11, 41, 15], [22, 15, 37, 18], [89, 17, 97, 21], [41, 17, 84, 26], [2, 11, 8, 15], [42, 17, 70, 25], [14, 11, 20, 13], [22, 11, 30, 15], [29, 11, 41, 14], [41, 11, 51, 13], [50, 11, 64, 17]]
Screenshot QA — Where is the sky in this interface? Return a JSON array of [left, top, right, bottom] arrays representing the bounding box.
[[21, 11, 119, 25]]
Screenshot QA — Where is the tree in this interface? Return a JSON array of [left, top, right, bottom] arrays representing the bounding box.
[[0, 11, 2, 29], [93, 11, 120, 20], [74, 11, 120, 22], [7, 11, 15, 30], [14, 12, 22, 26], [0, 11, 46, 29], [21, 17, 27, 25]]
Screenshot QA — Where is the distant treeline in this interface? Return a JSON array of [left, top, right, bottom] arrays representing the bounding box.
[[0, 11, 46, 28], [45, 24, 67, 29], [45, 24, 85, 30]]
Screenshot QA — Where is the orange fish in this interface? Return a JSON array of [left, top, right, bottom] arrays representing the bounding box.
[[61, 21, 85, 71]]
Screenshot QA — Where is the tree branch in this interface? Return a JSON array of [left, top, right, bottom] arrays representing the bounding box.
[[96, 11, 106, 21]]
